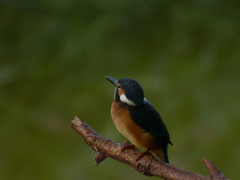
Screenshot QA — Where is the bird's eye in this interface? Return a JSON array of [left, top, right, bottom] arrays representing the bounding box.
[[117, 85, 121, 88]]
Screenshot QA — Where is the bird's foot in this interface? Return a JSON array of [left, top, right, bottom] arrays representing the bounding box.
[[121, 140, 132, 146], [120, 141, 136, 151], [136, 148, 152, 161]]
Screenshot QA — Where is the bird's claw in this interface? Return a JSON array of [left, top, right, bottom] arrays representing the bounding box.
[[121, 144, 136, 152], [135, 148, 152, 161]]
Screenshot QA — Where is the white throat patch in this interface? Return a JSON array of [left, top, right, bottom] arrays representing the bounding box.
[[143, 98, 147, 103], [120, 94, 136, 106]]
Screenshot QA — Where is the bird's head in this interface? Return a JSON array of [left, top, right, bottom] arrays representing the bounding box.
[[106, 76, 145, 106]]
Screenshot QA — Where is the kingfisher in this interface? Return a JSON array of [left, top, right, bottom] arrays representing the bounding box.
[[106, 76, 173, 163]]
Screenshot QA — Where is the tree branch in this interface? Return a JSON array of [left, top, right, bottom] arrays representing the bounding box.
[[70, 116, 229, 180]]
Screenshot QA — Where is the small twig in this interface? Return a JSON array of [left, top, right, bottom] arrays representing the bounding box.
[[70, 116, 229, 180], [202, 159, 230, 180], [94, 153, 107, 165]]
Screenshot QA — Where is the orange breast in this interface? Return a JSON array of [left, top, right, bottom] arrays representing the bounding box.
[[111, 101, 159, 150]]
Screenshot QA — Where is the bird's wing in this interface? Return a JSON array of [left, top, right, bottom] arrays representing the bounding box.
[[129, 101, 172, 145]]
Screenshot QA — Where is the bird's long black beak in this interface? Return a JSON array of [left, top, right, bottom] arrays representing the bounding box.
[[106, 76, 118, 86]]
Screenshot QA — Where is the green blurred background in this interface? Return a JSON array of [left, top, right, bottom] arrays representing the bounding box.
[[1, 0, 239, 180]]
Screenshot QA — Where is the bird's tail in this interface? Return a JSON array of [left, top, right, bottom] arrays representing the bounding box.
[[151, 145, 169, 163]]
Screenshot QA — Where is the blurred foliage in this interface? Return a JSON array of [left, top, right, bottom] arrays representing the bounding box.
[[0, 0, 240, 180]]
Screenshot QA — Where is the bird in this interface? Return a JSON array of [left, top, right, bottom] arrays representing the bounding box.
[[106, 76, 173, 163]]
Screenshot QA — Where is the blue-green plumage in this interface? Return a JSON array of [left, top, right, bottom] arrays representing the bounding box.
[[106, 76, 173, 163], [128, 101, 172, 163]]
